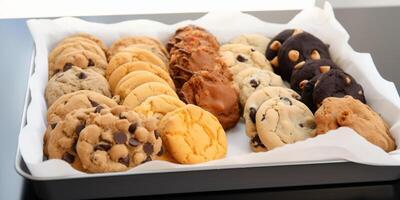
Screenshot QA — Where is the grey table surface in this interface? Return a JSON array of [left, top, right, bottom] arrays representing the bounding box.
[[1, 6, 400, 200]]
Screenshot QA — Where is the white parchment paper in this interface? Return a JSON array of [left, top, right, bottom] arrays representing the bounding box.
[[21, 3, 400, 178]]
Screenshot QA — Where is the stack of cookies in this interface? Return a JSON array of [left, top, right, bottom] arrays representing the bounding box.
[[43, 33, 229, 173], [167, 25, 241, 130], [218, 34, 317, 152]]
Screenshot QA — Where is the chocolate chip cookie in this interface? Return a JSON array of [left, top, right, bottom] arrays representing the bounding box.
[[76, 106, 163, 173], [45, 66, 111, 107], [243, 87, 300, 151], [256, 97, 316, 150]]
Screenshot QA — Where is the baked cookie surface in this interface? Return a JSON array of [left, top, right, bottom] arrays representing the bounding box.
[[256, 97, 316, 150], [314, 96, 395, 152]]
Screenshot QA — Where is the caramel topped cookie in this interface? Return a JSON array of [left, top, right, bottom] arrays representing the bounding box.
[[277, 32, 330, 81], [315, 96, 395, 152], [181, 71, 240, 130], [167, 25, 220, 53], [76, 106, 163, 173]]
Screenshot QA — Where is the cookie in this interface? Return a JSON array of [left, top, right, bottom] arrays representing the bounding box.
[[158, 104, 227, 164], [47, 90, 118, 124], [119, 44, 169, 66], [114, 70, 170, 100], [169, 45, 230, 90], [277, 32, 331, 81], [59, 34, 108, 53], [181, 71, 240, 130], [107, 36, 168, 60], [243, 87, 300, 151], [50, 50, 107, 78], [108, 61, 175, 92], [76, 106, 163, 173], [290, 59, 340, 93], [123, 82, 178, 109], [49, 41, 107, 70], [265, 29, 301, 66], [106, 49, 167, 79], [220, 43, 273, 72], [229, 34, 271, 54], [235, 68, 284, 105], [46, 106, 104, 171], [45, 66, 111, 106], [315, 96, 396, 152], [301, 69, 366, 112], [134, 94, 186, 122], [166, 25, 220, 53], [255, 97, 316, 150]]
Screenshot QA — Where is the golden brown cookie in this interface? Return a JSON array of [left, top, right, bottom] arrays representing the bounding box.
[[119, 44, 169, 66], [114, 70, 170, 100], [158, 104, 227, 164], [76, 106, 163, 173], [108, 61, 175, 92], [59, 34, 108, 53], [134, 94, 186, 122], [314, 96, 396, 152], [50, 50, 107, 78], [107, 36, 168, 60], [106, 48, 167, 78], [123, 82, 178, 109]]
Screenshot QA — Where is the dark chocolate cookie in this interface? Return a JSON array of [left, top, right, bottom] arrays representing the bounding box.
[[265, 29, 301, 67], [290, 59, 340, 93], [300, 69, 366, 112], [277, 32, 331, 81]]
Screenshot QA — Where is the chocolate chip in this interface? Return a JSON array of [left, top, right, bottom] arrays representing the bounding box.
[[128, 123, 137, 133], [280, 97, 293, 105], [128, 137, 139, 147], [62, 152, 75, 163], [114, 132, 127, 144], [87, 59, 95, 67], [63, 63, 73, 71], [142, 156, 152, 164], [250, 48, 256, 52], [94, 143, 111, 151], [261, 114, 266, 121], [249, 79, 260, 88], [119, 113, 127, 119], [75, 123, 85, 135], [88, 99, 99, 107], [251, 135, 265, 148], [249, 107, 257, 124], [94, 105, 103, 113], [157, 146, 164, 156], [77, 72, 87, 79], [299, 123, 304, 128], [143, 142, 154, 155], [50, 123, 57, 129], [118, 156, 130, 167], [154, 130, 161, 139], [236, 55, 248, 62]]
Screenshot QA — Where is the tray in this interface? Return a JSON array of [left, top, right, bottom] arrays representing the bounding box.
[[15, 47, 400, 200], [16, 9, 400, 199]]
